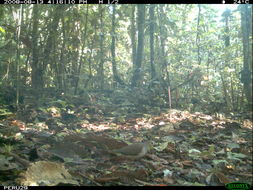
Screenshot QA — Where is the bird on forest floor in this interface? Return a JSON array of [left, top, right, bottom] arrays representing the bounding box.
[[111, 141, 152, 160]]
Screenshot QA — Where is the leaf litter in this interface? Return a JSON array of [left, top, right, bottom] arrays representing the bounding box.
[[0, 91, 252, 186]]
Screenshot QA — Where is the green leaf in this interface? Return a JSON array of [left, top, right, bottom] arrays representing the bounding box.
[[227, 152, 247, 161], [0, 26, 5, 34], [153, 141, 169, 152], [0, 108, 12, 116], [212, 159, 229, 166], [227, 143, 240, 150], [208, 144, 215, 153]]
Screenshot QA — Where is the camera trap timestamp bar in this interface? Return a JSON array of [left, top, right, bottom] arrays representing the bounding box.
[[4, 0, 119, 4]]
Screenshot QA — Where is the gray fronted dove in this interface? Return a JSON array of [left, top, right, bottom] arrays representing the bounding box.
[[111, 141, 152, 159]]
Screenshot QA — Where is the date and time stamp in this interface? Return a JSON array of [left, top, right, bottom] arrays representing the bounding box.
[[3, 0, 251, 3], [4, 0, 119, 3]]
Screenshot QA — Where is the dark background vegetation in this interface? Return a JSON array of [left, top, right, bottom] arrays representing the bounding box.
[[0, 4, 252, 186], [0, 4, 252, 113]]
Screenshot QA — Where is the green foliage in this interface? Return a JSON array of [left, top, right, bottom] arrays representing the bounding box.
[[2, 144, 13, 154], [0, 26, 5, 34], [0, 108, 12, 118]]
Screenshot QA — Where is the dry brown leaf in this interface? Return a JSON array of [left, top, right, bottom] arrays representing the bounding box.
[[17, 161, 78, 186], [214, 172, 230, 184], [163, 176, 175, 184], [95, 177, 119, 183], [181, 160, 193, 167]]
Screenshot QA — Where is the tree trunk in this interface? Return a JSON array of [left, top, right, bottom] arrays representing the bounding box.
[[98, 5, 105, 89], [31, 5, 43, 93], [130, 5, 136, 68], [15, 5, 23, 107], [158, 5, 170, 88], [131, 4, 145, 87], [149, 4, 156, 80], [240, 5, 252, 109], [42, 5, 63, 89], [196, 4, 201, 65], [111, 5, 124, 87], [74, 5, 89, 95], [57, 16, 67, 92]]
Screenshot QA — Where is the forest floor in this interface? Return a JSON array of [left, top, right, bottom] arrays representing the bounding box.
[[0, 89, 252, 186]]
